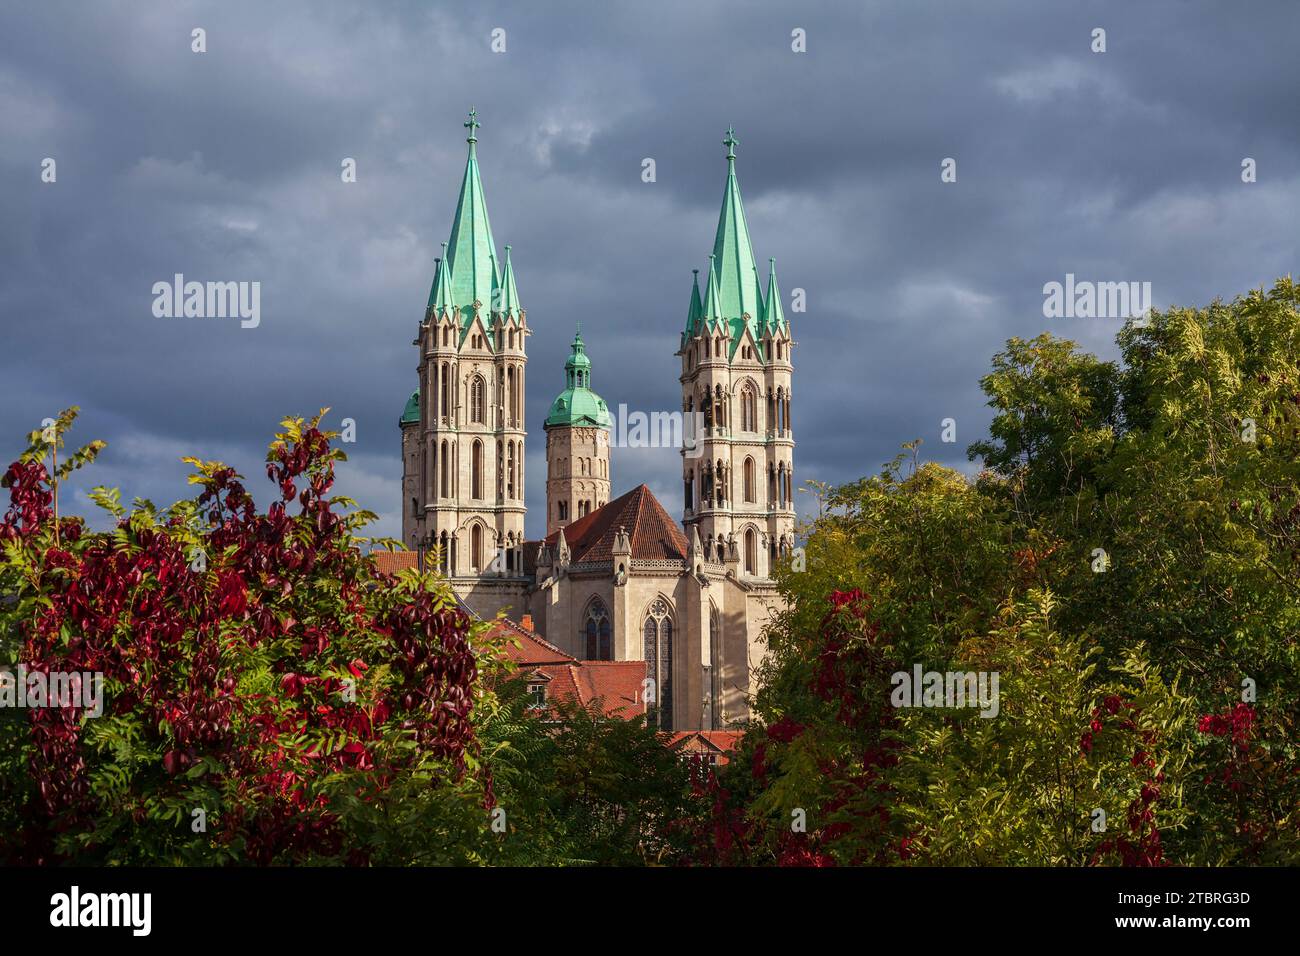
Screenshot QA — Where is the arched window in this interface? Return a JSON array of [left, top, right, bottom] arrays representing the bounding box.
[[584, 600, 611, 661], [643, 599, 674, 730], [440, 363, 451, 423], [471, 440, 483, 499], [507, 442, 516, 499], [471, 524, 483, 572], [440, 440, 450, 497], [744, 527, 757, 575], [470, 375, 485, 424], [741, 384, 757, 432], [743, 457, 755, 503], [768, 462, 776, 505], [507, 366, 516, 427]]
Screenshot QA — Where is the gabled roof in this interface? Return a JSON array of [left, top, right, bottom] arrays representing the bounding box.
[[484, 618, 646, 720], [668, 730, 744, 764], [481, 618, 574, 666], [543, 484, 688, 563]]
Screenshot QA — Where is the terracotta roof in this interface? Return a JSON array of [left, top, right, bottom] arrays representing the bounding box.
[[480, 618, 574, 666], [482, 617, 646, 720], [570, 661, 647, 718], [543, 484, 688, 563], [668, 731, 744, 760], [372, 550, 419, 576]]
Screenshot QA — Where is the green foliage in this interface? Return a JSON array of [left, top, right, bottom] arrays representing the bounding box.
[[727, 278, 1300, 866]]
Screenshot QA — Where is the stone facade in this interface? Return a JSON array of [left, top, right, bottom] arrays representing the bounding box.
[[398, 114, 793, 731]]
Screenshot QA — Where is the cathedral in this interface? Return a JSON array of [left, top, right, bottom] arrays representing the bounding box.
[[397, 112, 795, 731]]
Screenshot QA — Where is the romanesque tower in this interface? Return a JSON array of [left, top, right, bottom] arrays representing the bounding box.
[[544, 328, 611, 536], [678, 128, 794, 579], [401, 110, 527, 579]]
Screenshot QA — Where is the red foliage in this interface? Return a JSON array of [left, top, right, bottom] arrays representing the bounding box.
[[2, 423, 482, 864]]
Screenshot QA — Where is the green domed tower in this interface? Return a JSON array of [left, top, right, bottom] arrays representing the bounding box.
[[544, 328, 611, 535]]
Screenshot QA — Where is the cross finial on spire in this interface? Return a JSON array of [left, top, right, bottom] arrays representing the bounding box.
[[723, 125, 739, 161], [465, 108, 480, 144]]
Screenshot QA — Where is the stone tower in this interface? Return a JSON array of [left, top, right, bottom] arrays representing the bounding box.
[[401, 110, 528, 579], [678, 127, 794, 579], [544, 328, 611, 536]]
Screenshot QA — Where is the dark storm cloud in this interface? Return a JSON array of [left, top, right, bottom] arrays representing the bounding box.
[[2, 0, 1297, 540]]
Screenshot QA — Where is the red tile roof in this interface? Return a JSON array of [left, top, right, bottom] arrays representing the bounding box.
[[371, 550, 419, 576], [481, 617, 646, 720], [570, 661, 648, 718], [668, 731, 745, 764], [481, 618, 574, 666], [544, 484, 688, 563]]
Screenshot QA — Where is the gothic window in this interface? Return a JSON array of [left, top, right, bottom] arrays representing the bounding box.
[[558, 500, 568, 521], [643, 599, 674, 731], [497, 444, 504, 500], [741, 384, 757, 432], [471, 524, 483, 572], [743, 457, 755, 502], [786, 467, 793, 505], [471, 440, 483, 500], [411, 496, 418, 518], [507, 366, 516, 427], [744, 527, 757, 575], [440, 363, 451, 423], [507, 442, 516, 499], [440, 440, 450, 498], [470, 375, 485, 424], [584, 600, 612, 661]]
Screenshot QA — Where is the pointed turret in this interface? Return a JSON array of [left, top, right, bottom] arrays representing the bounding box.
[[556, 526, 571, 569], [427, 243, 453, 313], [710, 127, 762, 332], [683, 269, 703, 338], [703, 254, 723, 330], [763, 257, 786, 335], [497, 244, 520, 317], [443, 109, 501, 318]]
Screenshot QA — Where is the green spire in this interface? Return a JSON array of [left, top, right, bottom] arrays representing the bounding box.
[[763, 257, 786, 333], [684, 268, 702, 337], [497, 244, 520, 316], [703, 254, 722, 329], [427, 242, 453, 311], [442, 108, 501, 319], [545, 327, 611, 429], [710, 126, 762, 328]]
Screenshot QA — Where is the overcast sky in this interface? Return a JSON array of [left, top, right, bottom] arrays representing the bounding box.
[[3, 0, 1298, 542]]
